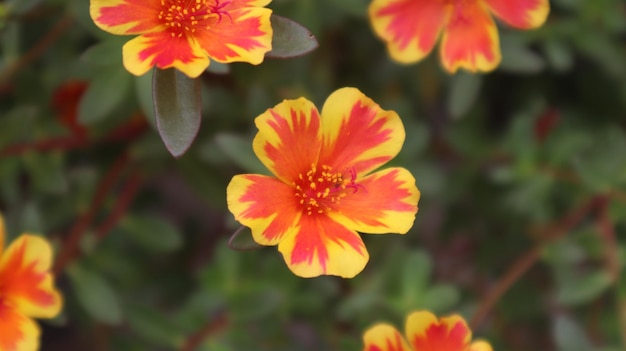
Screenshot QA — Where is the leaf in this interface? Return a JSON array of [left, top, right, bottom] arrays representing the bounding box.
[[552, 314, 594, 351], [153, 68, 202, 158], [556, 270, 613, 306], [447, 72, 482, 119], [78, 65, 132, 124], [67, 264, 123, 325], [500, 37, 546, 74], [266, 15, 318, 59], [126, 305, 184, 348], [81, 39, 125, 66], [215, 133, 268, 175], [120, 215, 183, 253], [400, 250, 432, 304]]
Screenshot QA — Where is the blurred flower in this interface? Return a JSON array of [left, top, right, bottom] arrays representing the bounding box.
[[90, 0, 273, 78], [51, 80, 89, 137], [227, 87, 420, 278], [0, 215, 63, 351], [363, 310, 492, 351], [369, 0, 549, 73]]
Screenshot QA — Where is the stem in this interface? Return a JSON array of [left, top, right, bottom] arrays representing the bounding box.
[[0, 15, 73, 84], [179, 311, 228, 351], [52, 153, 130, 274], [470, 196, 603, 329]]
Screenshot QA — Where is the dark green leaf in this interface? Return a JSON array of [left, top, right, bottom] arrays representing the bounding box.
[[215, 133, 268, 175], [120, 215, 183, 253], [78, 65, 132, 124], [67, 264, 123, 325], [266, 15, 318, 59], [553, 315, 594, 351], [447, 72, 482, 119], [153, 68, 202, 158]]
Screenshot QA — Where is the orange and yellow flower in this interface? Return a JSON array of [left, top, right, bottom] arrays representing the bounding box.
[[0, 215, 62, 351], [369, 0, 549, 73], [363, 310, 492, 351], [226, 88, 420, 278], [90, 0, 273, 78]]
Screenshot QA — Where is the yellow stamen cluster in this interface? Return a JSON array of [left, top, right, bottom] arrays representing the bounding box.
[[158, 0, 226, 38], [294, 164, 347, 216]]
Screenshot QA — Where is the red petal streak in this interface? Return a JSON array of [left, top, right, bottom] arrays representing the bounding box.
[[375, 0, 447, 56], [366, 331, 409, 351], [0, 301, 33, 351], [288, 216, 365, 275], [134, 32, 203, 70], [440, 2, 499, 72], [194, 8, 270, 62], [320, 101, 395, 175], [333, 168, 416, 231], [411, 321, 469, 351], [486, 0, 548, 28], [0, 241, 55, 309], [237, 175, 299, 243], [96, 0, 162, 34], [261, 107, 322, 182]]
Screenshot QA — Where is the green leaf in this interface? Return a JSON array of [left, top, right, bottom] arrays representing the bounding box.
[[421, 284, 460, 313], [447, 72, 482, 119], [556, 270, 613, 306], [215, 133, 268, 175], [500, 39, 546, 74], [21, 151, 68, 194], [126, 305, 184, 348], [78, 65, 132, 124], [153, 68, 202, 158], [81, 39, 125, 66], [553, 315, 594, 351], [401, 250, 432, 304], [266, 15, 318, 59], [120, 215, 183, 253], [67, 264, 123, 325]]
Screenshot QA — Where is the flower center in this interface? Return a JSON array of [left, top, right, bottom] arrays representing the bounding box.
[[158, 0, 232, 38], [294, 164, 364, 216]]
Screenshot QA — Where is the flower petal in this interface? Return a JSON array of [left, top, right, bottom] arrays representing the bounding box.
[[0, 304, 39, 351], [406, 311, 471, 351], [469, 340, 494, 351], [231, 0, 272, 7], [369, 0, 447, 64], [194, 7, 272, 65], [363, 323, 412, 351], [277, 215, 368, 278], [90, 0, 162, 35], [253, 97, 322, 183], [328, 167, 419, 235], [0, 235, 62, 318], [486, 0, 549, 29], [319, 87, 405, 177], [123, 33, 209, 77], [439, 2, 500, 73], [227, 174, 300, 246]]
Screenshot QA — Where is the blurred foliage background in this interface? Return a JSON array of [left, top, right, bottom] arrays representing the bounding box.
[[1, 0, 625, 350]]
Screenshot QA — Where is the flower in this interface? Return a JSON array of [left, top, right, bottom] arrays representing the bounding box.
[[363, 310, 493, 351], [369, 0, 549, 73], [0, 214, 63, 351], [226, 87, 420, 278], [90, 0, 273, 78]]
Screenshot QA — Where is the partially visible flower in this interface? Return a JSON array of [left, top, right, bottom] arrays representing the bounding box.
[[227, 87, 420, 278], [90, 0, 273, 78], [0, 214, 63, 351], [369, 0, 549, 73], [363, 310, 492, 351], [51, 80, 89, 137]]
